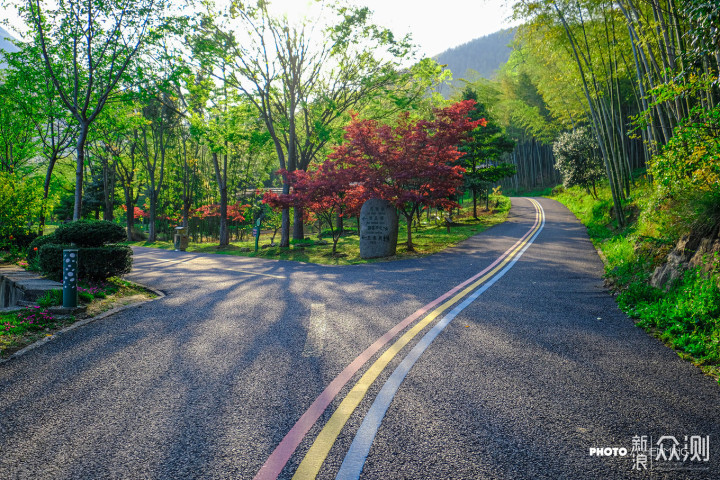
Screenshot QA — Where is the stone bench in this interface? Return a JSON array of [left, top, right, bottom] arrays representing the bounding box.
[[0, 266, 62, 309]]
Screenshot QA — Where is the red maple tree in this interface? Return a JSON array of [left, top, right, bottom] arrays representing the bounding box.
[[264, 100, 481, 253], [192, 203, 249, 222], [120, 204, 149, 220], [264, 159, 363, 254], [330, 100, 481, 250]]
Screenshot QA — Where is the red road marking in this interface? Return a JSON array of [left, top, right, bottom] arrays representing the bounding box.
[[254, 201, 541, 480]]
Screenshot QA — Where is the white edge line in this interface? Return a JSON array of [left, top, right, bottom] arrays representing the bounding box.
[[335, 199, 545, 479]]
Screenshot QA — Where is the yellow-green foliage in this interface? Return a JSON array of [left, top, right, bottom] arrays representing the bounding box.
[[649, 78, 720, 197], [0, 173, 44, 247]]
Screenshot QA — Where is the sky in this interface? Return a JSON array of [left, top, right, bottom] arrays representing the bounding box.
[[353, 0, 517, 56], [0, 0, 518, 58]]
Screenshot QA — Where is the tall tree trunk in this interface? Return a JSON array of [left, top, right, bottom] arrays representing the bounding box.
[[213, 152, 229, 246], [73, 123, 89, 220], [335, 211, 344, 237], [473, 188, 478, 218], [124, 187, 135, 242], [148, 187, 157, 242], [293, 206, 304, 240], [182, 138, 190, 229], [404, 213, 414, 251], [219, 185, 228, 245], [280, 208, 290, 247], [102, 158, 114, 221], [38, 154, 58, 235]]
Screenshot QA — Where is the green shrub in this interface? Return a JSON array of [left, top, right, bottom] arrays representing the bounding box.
[[550, 185, 565, 195], [38, 244, 133, 281], [632, 268, 720, 364], [553, 127, 605, 198], [0, 172, 43, 250], [27, 233, 59, 263], [617, 281, 663, 313], [37, 289, 62, 308], [78, 292, 94, 303], [53, 220, 126, 247]]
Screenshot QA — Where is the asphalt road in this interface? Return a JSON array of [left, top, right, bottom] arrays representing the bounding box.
[[1, 197, 719, 480]]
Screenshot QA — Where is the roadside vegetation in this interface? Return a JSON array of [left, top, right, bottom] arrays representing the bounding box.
[[0, 278, 155, 359], [551, 181, 720, 383], [1, 221, 156, 358], [0, 0, 718, 383], [130, 195, 511, 265]]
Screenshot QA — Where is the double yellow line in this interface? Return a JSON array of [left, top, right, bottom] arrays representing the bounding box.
[[292, 198, 544, 479]]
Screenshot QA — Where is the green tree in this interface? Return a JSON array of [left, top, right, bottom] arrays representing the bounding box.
[[193, 0, 412, 247], [23, 0, 168, 220], [0, 172, 43, 248], [553, 127, 605, 198], [458, 87, 515, 217], [0, 87, 37, 175], [2, 40, 77, 233]]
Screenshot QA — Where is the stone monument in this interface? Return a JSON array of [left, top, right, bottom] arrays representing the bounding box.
[[359, 198, 398, 259]]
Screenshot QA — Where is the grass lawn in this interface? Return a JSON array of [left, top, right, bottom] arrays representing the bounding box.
[[127, 197, 512, 266], [0, 278, 156, 359]]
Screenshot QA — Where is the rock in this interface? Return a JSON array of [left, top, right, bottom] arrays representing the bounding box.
[[689, 237, 720, 273], [650, 232, 720, 289], [359, 198, 398, 259], [650, 235, 692, 289]]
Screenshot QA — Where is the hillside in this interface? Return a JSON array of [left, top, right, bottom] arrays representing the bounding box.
[[0, 26, 19, 67], [0, 26, 18, 52], [434, 28, 515, 96]]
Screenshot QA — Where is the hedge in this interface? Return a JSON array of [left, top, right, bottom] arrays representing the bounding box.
[[38, 244, 133, 281], [53, 220, 126, 247], [27, 233, 59, 263]]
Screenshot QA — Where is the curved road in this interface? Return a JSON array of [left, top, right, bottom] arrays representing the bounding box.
[[1, 198, 719, 479]]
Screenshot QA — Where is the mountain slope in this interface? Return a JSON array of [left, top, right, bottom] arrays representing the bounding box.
[[0, 26, 19, 68], [434, 28, 515, 96], [0, 26, 18, 54]]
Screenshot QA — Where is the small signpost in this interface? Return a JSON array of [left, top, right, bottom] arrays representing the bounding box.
[[254, 213, 265, 253], [62, 249, 78, 308]]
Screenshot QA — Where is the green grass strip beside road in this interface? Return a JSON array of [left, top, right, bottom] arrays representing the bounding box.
[[127, 197, 511, 266], [549, 184, 720, 384]]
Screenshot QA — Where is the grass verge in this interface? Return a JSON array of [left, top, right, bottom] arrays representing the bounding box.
[[550, 182, 720, 384], [0, 277, 156, 359], [127, 196, 512, 266]]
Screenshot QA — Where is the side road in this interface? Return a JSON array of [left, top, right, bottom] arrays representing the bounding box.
[[0, 197, 718, 480]]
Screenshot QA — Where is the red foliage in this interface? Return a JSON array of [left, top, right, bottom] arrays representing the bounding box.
[[263, 101, 482, 251], [120, 204, 149, 219], [330, 100, 481, 248], [192, 203, 249, 222], [329, 100, 479, 212]]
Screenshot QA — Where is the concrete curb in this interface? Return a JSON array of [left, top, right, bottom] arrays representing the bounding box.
[[0, 282, 165, 365]]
